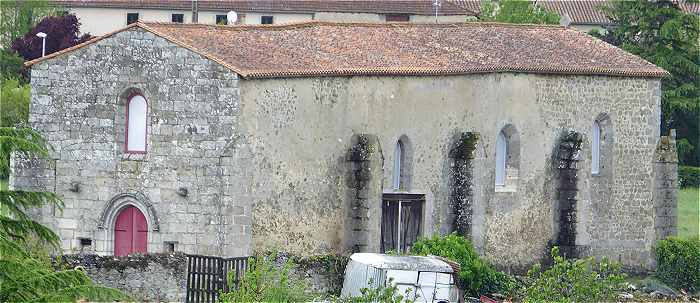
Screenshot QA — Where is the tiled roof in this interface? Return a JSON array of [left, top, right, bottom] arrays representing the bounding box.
[[536, 0, 611, 25], [25, 21, 667, 78], [52, 0, 474, 16], [450, 0, 698, 25]]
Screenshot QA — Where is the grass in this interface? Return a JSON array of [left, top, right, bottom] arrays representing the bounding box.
[[679, 187, 699, 239], [0, 178, 7, 190]]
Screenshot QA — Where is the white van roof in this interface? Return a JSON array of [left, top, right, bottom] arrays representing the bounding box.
[[349, 253, 454, 272]]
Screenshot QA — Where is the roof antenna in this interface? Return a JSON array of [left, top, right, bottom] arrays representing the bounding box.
[[433, 0, 441, 23], [559, 13, 572, 28]]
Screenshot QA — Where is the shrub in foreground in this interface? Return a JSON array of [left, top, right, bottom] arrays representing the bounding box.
[[218, 252, 310, 303], [409, 233, 516, 297], [655, 237, 700, 292], [523, 247, 625, 302], [679, 166, 700, 188]]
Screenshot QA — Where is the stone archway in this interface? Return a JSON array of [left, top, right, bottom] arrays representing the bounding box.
[[96, 192, 159, 255]]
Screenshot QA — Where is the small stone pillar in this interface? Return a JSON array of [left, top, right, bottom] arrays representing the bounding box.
[[448, 132, 479, 238], [346, 134, 383, 253], [653, 130, 679, 240]]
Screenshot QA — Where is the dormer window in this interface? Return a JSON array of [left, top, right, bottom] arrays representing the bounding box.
[[125, 94, 147, 153]]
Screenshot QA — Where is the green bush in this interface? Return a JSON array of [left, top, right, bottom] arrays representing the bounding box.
[[679, 166, 700, 188], [655, 237, 700, 292], [218, 252, 310, 303], [522, 247, 625, 302], [336, 278, 416, 303], [409, 233, 516, 297], [0, 77, 30, 127], [0, 50, 25, 81]]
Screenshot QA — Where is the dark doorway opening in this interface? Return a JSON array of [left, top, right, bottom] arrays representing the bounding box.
[[381, 193, 424, 253]]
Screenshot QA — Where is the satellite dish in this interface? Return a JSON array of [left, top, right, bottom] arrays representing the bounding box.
[[227, 11, 238, 24]]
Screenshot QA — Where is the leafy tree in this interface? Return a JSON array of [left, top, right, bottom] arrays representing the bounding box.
[[0, 128, 59, 246], [0, 78, 30, 128], [0, 0, 58, 49], [592, 0, 700, 166], [11, 13, 92, 62], [480, 0, 560, 24], [0, 127, 131, 302], [0, 49, 26, 82]]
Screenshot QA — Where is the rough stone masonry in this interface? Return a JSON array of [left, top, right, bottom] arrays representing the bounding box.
[[12, 22, 676, 272]]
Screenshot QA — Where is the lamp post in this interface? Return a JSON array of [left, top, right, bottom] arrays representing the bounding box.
[[36, 32, 47, 57]]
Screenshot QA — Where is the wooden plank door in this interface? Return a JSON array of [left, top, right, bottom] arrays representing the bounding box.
[[114, 205, 148, 256]]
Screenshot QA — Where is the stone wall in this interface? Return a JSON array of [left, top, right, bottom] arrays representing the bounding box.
[[14, 27, 251, 257], [57, 253, 187, 302], [653, 130, 679, 242], [238, 74, 662, 271]]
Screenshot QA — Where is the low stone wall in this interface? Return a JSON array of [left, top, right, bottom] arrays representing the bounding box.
[[57, 253, 187, 302], [287, 254, 349, 296]]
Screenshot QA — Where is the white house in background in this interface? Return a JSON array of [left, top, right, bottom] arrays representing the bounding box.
[[51, 0, 476, 36]]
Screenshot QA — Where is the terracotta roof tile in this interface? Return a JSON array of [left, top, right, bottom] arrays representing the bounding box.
[[25, 21, 667, 78], [52, 0, 474, 16]]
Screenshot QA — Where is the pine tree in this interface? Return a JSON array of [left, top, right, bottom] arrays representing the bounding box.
[[593, 0, 700, 166], [0, 127, 131, 302]]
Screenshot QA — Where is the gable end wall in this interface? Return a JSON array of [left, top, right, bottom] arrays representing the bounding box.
[[13, 28, 250, 257]]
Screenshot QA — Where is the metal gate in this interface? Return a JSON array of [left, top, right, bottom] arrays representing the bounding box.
[[186, 254, 250, 303]]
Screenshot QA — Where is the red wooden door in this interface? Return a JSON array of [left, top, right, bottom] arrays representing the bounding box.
[[114, 206, 148, 256]]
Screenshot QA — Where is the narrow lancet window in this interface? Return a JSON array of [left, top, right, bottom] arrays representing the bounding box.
[[591, 120, 601, 174], [393, 141, 403, 190], [126, 95, 147, 153], [495, 131, 507, 186]]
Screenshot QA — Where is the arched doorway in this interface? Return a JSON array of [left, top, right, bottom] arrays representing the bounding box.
[[114, 205, 148, 256]]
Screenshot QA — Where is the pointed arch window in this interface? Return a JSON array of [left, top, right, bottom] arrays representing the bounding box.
[[125, 94, 147, 153], [591, 120, 601, 174], [495, 131, 507, 186], [393, 141, 403, 190]]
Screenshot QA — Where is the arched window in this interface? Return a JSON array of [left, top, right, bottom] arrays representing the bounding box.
[[495, 131, 507, 186], [494, 124, 520, 190], [126, 94, 147, 153], [393, 140, 403, 190], [591, 120, 601, 174]]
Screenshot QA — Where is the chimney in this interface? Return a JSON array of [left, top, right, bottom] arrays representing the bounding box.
[[191, 0, 199, 23]]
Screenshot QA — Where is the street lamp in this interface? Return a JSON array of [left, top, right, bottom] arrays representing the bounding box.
[[36, 32, 47, 57]]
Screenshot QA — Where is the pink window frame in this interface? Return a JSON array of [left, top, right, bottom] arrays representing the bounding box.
[[124, 93, 148, 154]]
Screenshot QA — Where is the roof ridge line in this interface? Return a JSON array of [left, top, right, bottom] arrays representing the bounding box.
[[141, 20, 569, 30]]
